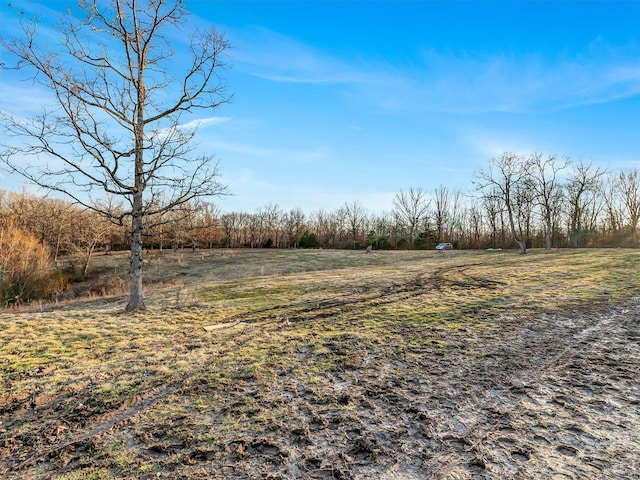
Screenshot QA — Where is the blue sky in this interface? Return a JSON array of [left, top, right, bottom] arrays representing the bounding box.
[[1, 1, 639, 214]]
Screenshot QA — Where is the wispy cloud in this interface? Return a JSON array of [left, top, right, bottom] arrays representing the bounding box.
[[464, 131, 542, 159], [230, 27, 372, 85], [145, 117, 229, 142], [0, 80, 57, 118], [414, 45, 640, 113], [177, 117, 231, 131], [231, 26, 640, 114]]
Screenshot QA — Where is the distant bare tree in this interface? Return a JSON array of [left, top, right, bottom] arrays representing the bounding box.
[[481, 188, 503, 249], [566, 162, 606, 248], [474, 153, 530, 254], [342, 200, 368, 249], [0, 0, 230, 310], [446, 189, 463, 243], [0, 192, 75, 260], [602, 174, 625, 240], [242, 212, 260, 248], [174, 201, 206, 252], [433, 185, 450, 243], [284, 208, 306, 248], [393, 187, 431, 249], [466, 205, 484, 249], [618, 169, 640, 247], [310, 209, 342, 248], [366, 211, 394, 249], [220, 213, 241, 249], [198, 202, 221, 249], [72, 209, 112, 278], [259, 203, 282, 248], [528, 153, 570, 250], [517, 180, 536, 247]]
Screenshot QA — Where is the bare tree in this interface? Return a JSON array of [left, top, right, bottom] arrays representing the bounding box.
[[446, 189, 463, 243], [514, 180, 536, 248], [528, 153, 570, 250], [342, 200, 367, 249], [71, 208, 112, 278], [602, 173, 625, 241], [0, 192, 75, 261], [433, 185, 449, 243], [474, 152, 529, 254], [309, 209, 338, 248], [198, 202, 221, 249], [259, 203, 282, 248], [566, 162, 606, 248], [284, 208, 306, 248], [166, 200, 207, 252], [618, 169, 640, 247], [220, 212, 241, 248], [0, 0, 230, 310], [393, 187, 431, 249], [466, 205, 484, 249], [481, 188, 504, 249], [244, 212, 262, 248]]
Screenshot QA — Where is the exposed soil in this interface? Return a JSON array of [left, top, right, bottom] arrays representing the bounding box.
[[1, 252, 638, 479], [198, 298, 639, 480]]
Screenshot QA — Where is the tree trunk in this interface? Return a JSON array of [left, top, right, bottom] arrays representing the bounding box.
[[81, 239, 97, 279], [127, 47, 147, 311], [506, 203, 527, 254], [126, 194, 145, 311], [545, 215, 552, 250], [545, 228, 552, 250], [54, 229, 63, 262]]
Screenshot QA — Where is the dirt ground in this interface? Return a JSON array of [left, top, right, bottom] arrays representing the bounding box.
[[2, 299, 637, 479], [199, 299, 639, 480], [1, 251, 639, 479]]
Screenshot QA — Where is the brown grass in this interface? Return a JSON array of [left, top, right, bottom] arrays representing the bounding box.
[[1, 248, 639, 479]]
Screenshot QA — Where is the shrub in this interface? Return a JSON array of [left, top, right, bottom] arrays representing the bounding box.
[[0, 224, 65, 306]]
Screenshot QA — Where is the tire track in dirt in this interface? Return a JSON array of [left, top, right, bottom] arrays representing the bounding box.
[[224, 263, 501, 326], [213, 298, 639, 479], [356, 298, 640, 479], [493, 301, 640, 479], [2, 383, 181, 474], [1, 313, 276, 477], [4, 263, 487, 478]]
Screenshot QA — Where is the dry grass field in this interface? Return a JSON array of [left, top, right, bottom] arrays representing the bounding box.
[[1, 248, 639, 479]]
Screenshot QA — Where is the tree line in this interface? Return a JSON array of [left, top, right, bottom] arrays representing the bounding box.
[[1, 156, 638, 254], [142, 154, 639, 252], [0, 157, 637, 306]]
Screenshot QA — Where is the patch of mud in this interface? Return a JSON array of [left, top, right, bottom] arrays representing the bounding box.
[[198, 298, 639, 479]]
